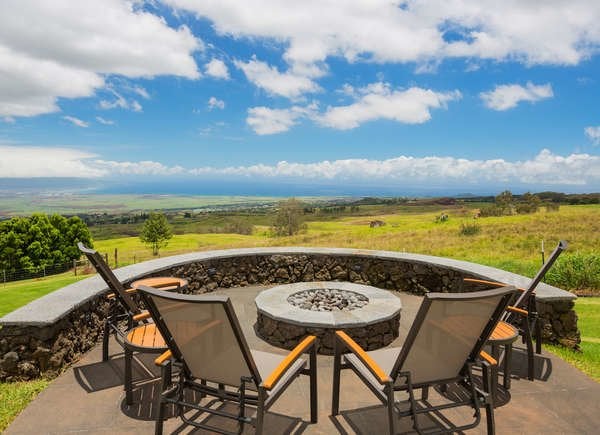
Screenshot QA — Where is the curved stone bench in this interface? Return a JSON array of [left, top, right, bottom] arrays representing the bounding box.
[[0, 247, 578, 381]]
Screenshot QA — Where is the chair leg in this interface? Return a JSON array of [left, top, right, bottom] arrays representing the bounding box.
[[155, 394, 166, 435], [256, 390, 267, 435], [482, 362, 495, 434], [309, 347, 318, 423], [102, 319, 110, 362], [490, 345, 500, 404], [331, 347, 342, 415], [421, 385, 429, 400], [535, 320, 543, 354], [125, 347, 133, 405], [523, 325, 535, 381], [503, 344, 512, 389], [385, 385, 396, 435]]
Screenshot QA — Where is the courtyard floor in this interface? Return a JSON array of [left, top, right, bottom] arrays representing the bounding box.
[[6, 286, 600, 434]]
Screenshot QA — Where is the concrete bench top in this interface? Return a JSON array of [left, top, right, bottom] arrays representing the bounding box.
[[0, 247, 575, 326]]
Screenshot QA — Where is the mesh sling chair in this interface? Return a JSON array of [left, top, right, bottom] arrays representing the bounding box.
[[78, 242, 184, 404], [138, 286, 318, 435], [464, 240, 567, 386], [332, 286, 516, 435]]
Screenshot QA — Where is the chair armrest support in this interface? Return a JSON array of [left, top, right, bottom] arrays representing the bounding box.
[[155, 350, 172, 366], [261, 335, 316, 390], [132, 311, 151, 322], [479, 350, 497, 366], [506, 306, 528, 316], [335, 331, 391, 384]]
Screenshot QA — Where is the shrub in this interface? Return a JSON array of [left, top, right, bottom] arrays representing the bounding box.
[[478, 205, 504, 217], [224, 218, 254, 235], [272, 198, 307, 236], [545, 203, 560, 212], [546, 252, 600, 293], [459, 222, 481, 236]]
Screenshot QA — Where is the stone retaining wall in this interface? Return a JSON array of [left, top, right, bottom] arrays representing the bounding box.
[[0, 249, 580, 381]]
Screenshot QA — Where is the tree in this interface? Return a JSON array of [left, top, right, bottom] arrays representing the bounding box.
[[272, 198, 306, 236], [140, 212, 173, 256], [0, 213, 93, 272]]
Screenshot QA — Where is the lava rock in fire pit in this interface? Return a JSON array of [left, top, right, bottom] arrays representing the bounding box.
[[287, 289, 368, 312]]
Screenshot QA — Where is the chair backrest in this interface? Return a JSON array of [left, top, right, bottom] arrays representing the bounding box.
[[391, 286, 515, 386], [138, 286, 262, 388], [512, 240, 567, 309], [78, 242, 141, 315]]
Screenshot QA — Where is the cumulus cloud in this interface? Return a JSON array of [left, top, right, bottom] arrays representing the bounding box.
[[62, 116, 89, 128], [205, 59, 230, 79], [246, 107, 301, 135], [0, 0, 200, 118], [319, 83, 461, 129], [208, 97, 225, 110], [480, 82, 553, 111], [234, 57, 321, 99], [2, 145, 597, 188], [585, 126, 600, 145], [165, 0, 600, 68]]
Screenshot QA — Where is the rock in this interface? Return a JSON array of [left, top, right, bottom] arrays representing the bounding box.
[[18, 361, 39, 378], [1, 351, 19, 372]]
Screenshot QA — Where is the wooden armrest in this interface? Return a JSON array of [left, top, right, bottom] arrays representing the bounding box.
[[463, 278, 525, 292], [153, 281, 182, 290], [335, 331, 391, 384], [261, 335, 316, 390], [132, 311, 151, 322], [507, 306, 528, 316], [106, 288, 137, 300], [155, 350, 172, 366], [479, 350, 497, 366]]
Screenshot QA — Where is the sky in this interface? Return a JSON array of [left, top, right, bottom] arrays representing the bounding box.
[[1, 0, 600, 195]]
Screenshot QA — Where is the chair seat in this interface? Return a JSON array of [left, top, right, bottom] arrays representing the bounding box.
[[125, 323, 167, 351], [344, 346, 401, 391], [488, 321, 519, 345]]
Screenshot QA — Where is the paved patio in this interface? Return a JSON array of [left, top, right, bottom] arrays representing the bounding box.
[[6, 286, 600, 434]]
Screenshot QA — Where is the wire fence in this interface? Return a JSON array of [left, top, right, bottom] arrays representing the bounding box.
[[1, 248, 160, 284]]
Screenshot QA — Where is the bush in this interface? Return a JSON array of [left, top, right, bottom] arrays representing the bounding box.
[[546, 252, 600, 293], [272, 198, 307, 236], [459, 222, 481, 236], [545, 203, 560, 212], [139, 212, 172, 256], [479, 205, 504, 217], [224, 218, 254, 235]]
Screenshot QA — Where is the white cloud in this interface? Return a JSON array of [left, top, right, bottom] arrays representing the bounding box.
[[0, 0, 200, 118], [95, 116, 114, 125], [62, 116, 89, 128], [319, 83, 461, 129], [585, 126, 600, 145], [246, 104, 317, 135], [99, 90, 143, 112], [246, 107, 301, 135], [0, 145, 105, 177], [208, 97, 225, 110], [165, 0, 600, 68], [1, 145, 598, 187], [205, 59, 230, 79], [480, 82, 553, 111], [234, 57, 321, 99]]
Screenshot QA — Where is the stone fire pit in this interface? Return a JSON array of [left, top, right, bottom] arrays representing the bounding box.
[[255, 281, 402, 354]]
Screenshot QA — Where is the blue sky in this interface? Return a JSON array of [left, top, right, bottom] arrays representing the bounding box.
[[1, 0, 599, 194]]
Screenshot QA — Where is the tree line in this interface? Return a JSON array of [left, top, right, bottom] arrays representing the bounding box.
[[0, 214, 92, 273]]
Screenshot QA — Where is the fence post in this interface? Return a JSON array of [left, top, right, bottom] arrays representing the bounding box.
[[104, 253, 109, 265], [43, 266, 46, 277], [133, 254, 136, 264], [73, 259, 77, 276], [2, 270, 5, 285], [541, 239, 545, 265], [114, 248, 118, 268]]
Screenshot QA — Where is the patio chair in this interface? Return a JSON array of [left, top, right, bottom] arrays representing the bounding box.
[[138, 285, 318, 435], [464, 240, 567, 384], [78, 242, 184, 404], [332, 286, 516, 435]]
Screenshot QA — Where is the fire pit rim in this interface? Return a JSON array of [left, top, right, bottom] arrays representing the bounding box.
[[255, 281, 402, 328]]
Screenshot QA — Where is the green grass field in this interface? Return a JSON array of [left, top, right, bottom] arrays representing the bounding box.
[[0, 272, 92, 317]]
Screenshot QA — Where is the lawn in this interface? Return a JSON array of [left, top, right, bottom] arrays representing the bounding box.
[[0, 272, 92, 317], [546, 297, 600, 381]]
